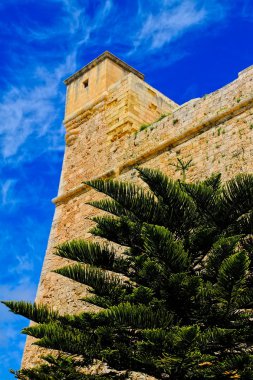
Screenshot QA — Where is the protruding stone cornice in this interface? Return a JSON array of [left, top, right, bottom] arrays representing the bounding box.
[[52, 169, 116, 205], [64, 51, 144, 85]]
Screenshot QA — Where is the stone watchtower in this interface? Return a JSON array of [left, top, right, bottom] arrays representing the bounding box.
[[23, 52, 253, 366]]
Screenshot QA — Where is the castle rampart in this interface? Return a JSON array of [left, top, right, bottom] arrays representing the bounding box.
[[22, 52, 253, 367]]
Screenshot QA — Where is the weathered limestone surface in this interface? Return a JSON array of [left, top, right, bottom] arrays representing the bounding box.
[[22, 52, 253, 372]]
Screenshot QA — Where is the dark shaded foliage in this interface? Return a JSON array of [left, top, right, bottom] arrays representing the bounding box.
[[3, 170, 253, 379]]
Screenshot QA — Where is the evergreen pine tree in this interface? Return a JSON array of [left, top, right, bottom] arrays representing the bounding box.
[[3, 169, 253, 379]]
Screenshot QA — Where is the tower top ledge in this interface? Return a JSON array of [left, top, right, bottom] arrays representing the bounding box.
[[64, 51, 144, 85]]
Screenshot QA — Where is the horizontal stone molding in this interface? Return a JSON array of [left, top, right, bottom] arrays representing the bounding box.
[[52, 169, 117, 205], [53, 93, 253, 206]]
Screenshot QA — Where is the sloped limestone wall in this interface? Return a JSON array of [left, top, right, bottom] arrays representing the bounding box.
[[22, 65, 253, 367]]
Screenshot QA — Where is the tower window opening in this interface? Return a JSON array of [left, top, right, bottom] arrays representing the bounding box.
[[83, 79, 89, 89]]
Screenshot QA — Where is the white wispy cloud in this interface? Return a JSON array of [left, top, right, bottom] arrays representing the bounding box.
[[0, 0, 114, 162], [0, 52, 75, 159], [10, 254, 34, 274], [137, 1, 206, 49], [0, 277, 38, 334], [241, 0, 253, 20], [17, 0, 85, 41], [0, 276, 37, 303], [130, 0, 230, 52], [0, 179, 17, 207], [51, 0, 85, 36]]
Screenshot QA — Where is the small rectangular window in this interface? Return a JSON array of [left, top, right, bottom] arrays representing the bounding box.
[[83, 79, 89, 89]]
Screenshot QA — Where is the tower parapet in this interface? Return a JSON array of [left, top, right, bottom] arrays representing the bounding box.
[[63, 51, 177, 146]]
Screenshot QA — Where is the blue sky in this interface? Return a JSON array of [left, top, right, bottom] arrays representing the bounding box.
[[0, 0, 252, 377]]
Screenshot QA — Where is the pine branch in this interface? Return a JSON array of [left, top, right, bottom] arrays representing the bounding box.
[[87, 198, 132, 218], [137, 167, 195, 233], [11, 354, 89, 380], [84, 179, 164, 224], [103, 302, 173, 329], [233, 209, 253, 235], [181, 181, 220, 226], [55, 240, 117, 270], [202, 173, 222, 192], [141, 223, 189, 273], [91, 216, 143, 250], [54, 264, 133, 305], [23, 322, 96, 359], [205, 235, 242, 281], [216, 251, 250, 314], [1, 301, 58, 323], [220, 174, 253, 228]]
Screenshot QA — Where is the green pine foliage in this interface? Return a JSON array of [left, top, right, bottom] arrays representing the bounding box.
[[3, 169, 253, 379], [10, 354, 119, 379]]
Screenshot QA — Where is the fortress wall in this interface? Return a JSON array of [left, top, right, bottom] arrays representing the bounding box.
[[114, 65, 253, 177], [120, 105, 253, 185], [22, 58, 253, 367], [61, 65, 253, 197], [43, 64, 253, 307]]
